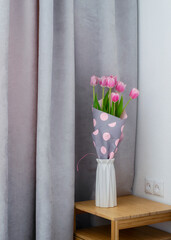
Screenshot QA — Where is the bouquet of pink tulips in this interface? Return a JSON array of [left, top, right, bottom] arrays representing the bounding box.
[[89, 75, 139, 207], [90, 75, 139, 118], [90, 75, 139, 159]]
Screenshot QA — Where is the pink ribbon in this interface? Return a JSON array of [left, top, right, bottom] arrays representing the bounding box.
[[76, 153, 97, 172]]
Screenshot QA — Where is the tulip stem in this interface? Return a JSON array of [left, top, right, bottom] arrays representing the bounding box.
[[123, 98, 131, 112], [93, 86, 95, 103], [114, 102, 115, 116], [109, 88, 111, 114], [102, 87, 104, 110]]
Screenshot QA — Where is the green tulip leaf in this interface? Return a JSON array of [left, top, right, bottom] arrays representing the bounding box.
[[103, 90, 109, 110], [93, 93, 101, 110], [111, 102, 114, 115], [103, 105, 107, 113], [116, 95, 123, 117]]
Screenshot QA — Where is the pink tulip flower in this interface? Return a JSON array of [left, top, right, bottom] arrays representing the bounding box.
[[90, 75, 98, 86], [99, 76, 107, 87], [106, 76, 117, 88], [111, 92, 119, 102], [122, 88, 139, 115], [90, 75, 98, 103], [115, 81, 126, 93], [99, 76, 107, 110], [129, 88, 139, 99]]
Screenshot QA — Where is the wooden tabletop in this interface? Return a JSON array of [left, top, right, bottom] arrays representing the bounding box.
[[75, 195, 171, 221]]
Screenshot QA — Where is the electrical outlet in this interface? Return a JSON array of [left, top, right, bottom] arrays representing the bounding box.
[[153, 181, 164, 197], [145, 178, 153, 194]]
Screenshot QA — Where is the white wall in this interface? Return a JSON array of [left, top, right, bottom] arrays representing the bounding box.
[[133, 0, 171, 233]]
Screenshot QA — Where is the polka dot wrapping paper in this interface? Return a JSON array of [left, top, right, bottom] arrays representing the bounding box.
[[92, 107, 126, 159]]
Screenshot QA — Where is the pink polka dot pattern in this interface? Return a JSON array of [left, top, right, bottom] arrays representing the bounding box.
[[115, 147, 118, 153], [101, 146, 107, 154], [93, 141, 96, 147], [115, 138, 120, 147], [100, 112, 108, 121], [109, 152, 114, 159], [121, 125, 125, 133], [93, 129, 99, 135], [93, 119, 96, 127], [103, 132, 111, 141], [108, 122, 116, 127], [119, 132, 124, 142]]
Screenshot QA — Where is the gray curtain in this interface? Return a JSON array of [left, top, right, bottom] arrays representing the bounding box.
[[0, 1, 9, 239], [0, 0, 137, 239], [36, 0, 75, 239], [8, 1, 38, 239]]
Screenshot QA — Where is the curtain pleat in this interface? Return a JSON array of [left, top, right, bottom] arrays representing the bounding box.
[[36, 0, 54, 239], [0, 1, 9, 240], [8, 1, 38, 240], [36, 0, 75, 239]]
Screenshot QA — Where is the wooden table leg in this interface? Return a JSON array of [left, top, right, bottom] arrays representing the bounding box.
[[111, 220, 119, 240], [74, 208, 76, 237]]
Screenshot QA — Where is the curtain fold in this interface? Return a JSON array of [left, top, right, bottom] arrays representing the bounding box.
[[8, 1, 38, 240], [0, 1, 9, 240], [36, 0, 75, 239], [36, 0, 54, 239]]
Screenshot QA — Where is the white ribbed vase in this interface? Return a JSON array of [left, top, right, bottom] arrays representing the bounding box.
[[95, 158, 117, 208]]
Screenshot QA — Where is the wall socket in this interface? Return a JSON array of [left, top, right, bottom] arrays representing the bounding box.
[[153, 181, 164, 197], [145, 178, 153, 194], [145, 178, 164, 197]]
